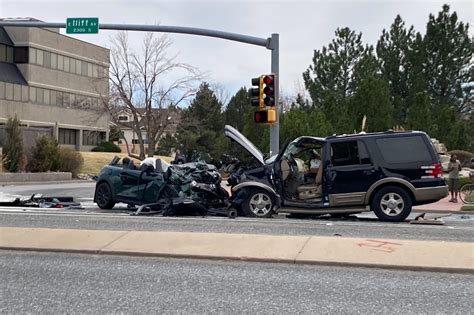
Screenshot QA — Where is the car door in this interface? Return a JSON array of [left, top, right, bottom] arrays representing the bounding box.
[[325, 139, 382, 206], [116, 169, 142, 200]]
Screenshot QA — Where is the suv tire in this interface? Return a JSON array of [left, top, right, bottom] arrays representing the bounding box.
[[242, 188, 274, 218], [371, 186, 412, 222]]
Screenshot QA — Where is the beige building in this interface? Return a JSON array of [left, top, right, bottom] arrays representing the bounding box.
[[0, 18, 110, 151]]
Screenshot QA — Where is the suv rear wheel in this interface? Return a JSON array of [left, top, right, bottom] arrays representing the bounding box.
[[242, 188, 275, 218], [371, 186, 412, 222]]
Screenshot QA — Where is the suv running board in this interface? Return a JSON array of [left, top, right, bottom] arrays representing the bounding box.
[[276, 206, 370, 215]]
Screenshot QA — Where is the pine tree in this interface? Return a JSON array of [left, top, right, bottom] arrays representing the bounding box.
[[406, 92, 432, 134], [175, 82, 225, 159], [224, 87, 250, 132], [424, 4, 471, 113], [377, 15, 415, 124], [303, 27, 367, 133], [349, 75, 393, 132]]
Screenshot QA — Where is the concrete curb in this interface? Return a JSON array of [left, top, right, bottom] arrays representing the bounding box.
[[1, 227, 473, 274], [2, 246, 473, 275]]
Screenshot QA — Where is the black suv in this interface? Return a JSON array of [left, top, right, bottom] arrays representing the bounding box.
[[225, 125, 448, 222]]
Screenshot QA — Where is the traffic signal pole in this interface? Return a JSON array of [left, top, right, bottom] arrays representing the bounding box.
[[269, 34, 279, 156], [0, 20, 280, 155]]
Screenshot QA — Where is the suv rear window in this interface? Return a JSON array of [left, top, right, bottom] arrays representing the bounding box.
[[376, 136, 432, 164]]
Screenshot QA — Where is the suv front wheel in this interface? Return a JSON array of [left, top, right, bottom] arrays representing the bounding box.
[[371, 186, 412, 222], [241, 188, 275, 218]]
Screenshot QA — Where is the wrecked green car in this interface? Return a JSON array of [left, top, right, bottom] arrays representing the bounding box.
[[94, 156, 234, 217]]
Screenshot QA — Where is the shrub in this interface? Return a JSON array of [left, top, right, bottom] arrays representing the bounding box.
[[91, 141, 121, 153], [3, 115, 24, 172], [30, 135, 60, 172], [59, 148, 84, 178]]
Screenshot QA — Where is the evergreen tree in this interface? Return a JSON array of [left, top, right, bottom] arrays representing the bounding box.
[[424, 4, 472, 113], [303, 27, 367, 133], [3, 115, 24, 172], [377, 15, 415, 124], [225, 87, 250, 131], [175, 82, 225, 159], [406, 92, 432, 133], [350, 74, 393, 132]]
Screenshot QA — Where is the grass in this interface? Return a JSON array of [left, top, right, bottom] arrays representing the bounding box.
[[461, 205, 474, 211], [79, 152, 172, 175]]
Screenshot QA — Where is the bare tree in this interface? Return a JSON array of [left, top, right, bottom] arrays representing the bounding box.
[[105, 31, 202, 159]]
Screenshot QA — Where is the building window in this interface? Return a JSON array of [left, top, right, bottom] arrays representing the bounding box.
[[43, 51, 51, 67], [64, 56, 70, 72], [5, 82, 13, 100], [29, 87, 36, 103], [83, 130, 105, 146], [81, 61, 88, 76], [29, 47, 36, 64], [0, 81, 5, 99], [75, 59, 82, 75], [118, 116, 129, 121], [13, 84, 21, 101], [70, 57, 76, 73], [14, 47, 28, 63], [0, 44, 6, 62], [57, 54, 63, 70], [51, 53, 57, 69], [6, 46, 13, 63], [37, 88, 45, 104], [50, 90, 57, 105], [59, 128, 77, 145], [36, 49, 43, 66]]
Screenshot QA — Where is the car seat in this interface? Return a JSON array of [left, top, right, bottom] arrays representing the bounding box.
[[296, 150, 323, 200]]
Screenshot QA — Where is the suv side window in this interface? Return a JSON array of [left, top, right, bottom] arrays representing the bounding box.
[[376, 136, 431, 164], [330, 140, 370, 166]]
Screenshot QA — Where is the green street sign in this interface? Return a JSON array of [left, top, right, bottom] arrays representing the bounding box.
[[66, 18, 99, 34]]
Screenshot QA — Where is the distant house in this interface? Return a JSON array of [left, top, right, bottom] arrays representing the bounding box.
[[113, 108, 181, 154]]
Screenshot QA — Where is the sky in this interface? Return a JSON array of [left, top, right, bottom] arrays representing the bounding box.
[[1, 0, 472, 103]]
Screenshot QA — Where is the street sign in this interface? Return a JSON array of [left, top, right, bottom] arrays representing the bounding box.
[[66, 18, 99, 34]]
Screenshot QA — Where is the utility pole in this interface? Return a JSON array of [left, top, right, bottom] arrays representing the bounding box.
[[0, 20, 280, 154]]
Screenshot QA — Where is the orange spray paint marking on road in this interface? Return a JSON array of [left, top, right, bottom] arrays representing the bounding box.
[[357, 239, 403, 253]]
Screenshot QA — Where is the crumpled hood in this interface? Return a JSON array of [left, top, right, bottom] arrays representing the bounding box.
[[224, 125, 264, 165]]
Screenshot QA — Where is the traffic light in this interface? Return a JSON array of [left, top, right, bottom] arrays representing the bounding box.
[[250, 76, 263, 108], [262, 75, 275, 107], [254, 108, 276, 124]]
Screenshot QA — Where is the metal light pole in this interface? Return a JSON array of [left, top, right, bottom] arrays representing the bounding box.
[[269, 33, 279, 156], [0, 20, 280, 154]]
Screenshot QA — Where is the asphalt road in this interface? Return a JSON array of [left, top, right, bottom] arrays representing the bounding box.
[[2, 251, 472, 314], [1, 181, 473, 242]]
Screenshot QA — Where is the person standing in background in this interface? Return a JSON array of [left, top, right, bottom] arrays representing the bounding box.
[[447, 154, 462, 203]]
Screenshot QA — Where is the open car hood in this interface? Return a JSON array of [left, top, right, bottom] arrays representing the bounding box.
[[224, 125, 264, 165]]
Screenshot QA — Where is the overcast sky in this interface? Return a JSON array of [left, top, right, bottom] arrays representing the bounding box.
[[1, 0, 472, 102]]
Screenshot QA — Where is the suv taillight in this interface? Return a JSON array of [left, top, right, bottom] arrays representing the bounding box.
[[421, 162, 442, 178]]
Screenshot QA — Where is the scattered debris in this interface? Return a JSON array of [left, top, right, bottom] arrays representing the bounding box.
[[409, 213, 451, 225], [0, 194, 83, 209]]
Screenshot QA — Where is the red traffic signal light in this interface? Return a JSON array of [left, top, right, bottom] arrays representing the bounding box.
[[263, 75, 275, 107], [254, 109, 276, 124]]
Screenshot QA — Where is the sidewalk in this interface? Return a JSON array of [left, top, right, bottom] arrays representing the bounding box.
[[414, 195, 463, 212], [1, 227, 472, 274]]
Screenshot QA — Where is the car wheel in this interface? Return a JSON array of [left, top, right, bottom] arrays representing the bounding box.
[[241, 188, 274, 218], [371, 186, 412, 222], [95, 182, 116, 209]]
